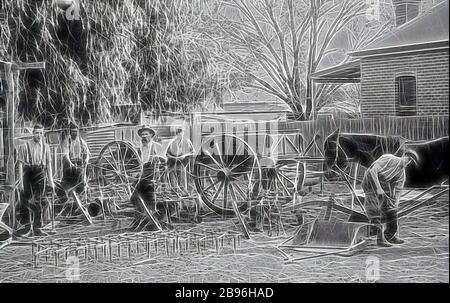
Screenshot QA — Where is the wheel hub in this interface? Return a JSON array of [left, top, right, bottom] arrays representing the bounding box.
[[217, 168, 232, 181]]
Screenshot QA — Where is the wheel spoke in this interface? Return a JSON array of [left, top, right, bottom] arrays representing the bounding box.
[[214, 141, 225, 167], [203, 179, 221, 193], [276, 174, 291, 196], [210, 181, 225, 205], [204, 149, 223, 169], [230, 182, 247, 201], [223, 182, 228, 210], [247, 158, 257, 190], [196, 162, 220, 172], [229, 183, 239, 205], [231, 156, 252, 172], [108, 146, 119, 169], [196, 175, 218, 180], [229, 143, 244, 168], [102, 155, 118, 172], [97, 163, 121, 176], [278, 171, 296, 186]]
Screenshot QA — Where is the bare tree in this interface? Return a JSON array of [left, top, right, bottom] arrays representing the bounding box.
[[211, 0, 383, 120]]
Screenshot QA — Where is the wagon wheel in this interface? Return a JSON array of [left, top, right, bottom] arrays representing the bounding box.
[[259, 134, 305, 202], [193, 134, 262, 216], [95, 141, 142, 205]]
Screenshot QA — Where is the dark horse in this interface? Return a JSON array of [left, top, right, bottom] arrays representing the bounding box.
[[323, 129, 449, 188]]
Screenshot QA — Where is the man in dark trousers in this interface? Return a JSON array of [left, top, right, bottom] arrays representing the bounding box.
[[129, 126, 168, 231], [362, 150, 419, 247], [56, 122, 90, 216], [16, 124, 55, 237]]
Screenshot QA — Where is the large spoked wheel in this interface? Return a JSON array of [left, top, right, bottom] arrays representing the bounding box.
[[259, 158, 304, 201], [259, 134, 305, 202], [95, 141, 142, 201], [193, 134, 262, 216]]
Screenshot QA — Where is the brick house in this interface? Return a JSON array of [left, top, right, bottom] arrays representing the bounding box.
[[313, 0, 449, 117]]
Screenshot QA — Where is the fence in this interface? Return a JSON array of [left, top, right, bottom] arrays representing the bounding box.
[[1, 115, 448, 183], [196, 114, 449, 157], [279, 115, 449, 145]]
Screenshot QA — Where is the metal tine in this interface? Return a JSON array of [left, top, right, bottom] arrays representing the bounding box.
[[147, 239, 156, 258], [85, 245, 89, 264], [108, 239, 113, 261], [54, 250, 59, 267], [165, 238, 170, 256]]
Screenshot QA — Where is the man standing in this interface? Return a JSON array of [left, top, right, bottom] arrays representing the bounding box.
[[362, 150, 419, 247], [139, 126, 159, 164], [166, 127, 194, 193], [16, 124, 55, 237], [56, 122, 90, 216]]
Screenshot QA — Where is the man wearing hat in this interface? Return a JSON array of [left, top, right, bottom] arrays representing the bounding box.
[[16, 123, 55, 237], [56, 122, 90, 216], [129, 126, 167, 231], [138, 126, 159, 164], [362, 149, 419, 247]]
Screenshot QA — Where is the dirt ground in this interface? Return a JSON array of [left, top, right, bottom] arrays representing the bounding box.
[[0, 186, 448, 283]]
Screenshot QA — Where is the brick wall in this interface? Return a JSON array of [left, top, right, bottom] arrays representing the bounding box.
[[360, 48, 449, 117]]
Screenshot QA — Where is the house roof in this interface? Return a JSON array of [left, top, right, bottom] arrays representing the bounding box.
[[222, 101, 292, 113], [311, 60, 361, 83], [350, 0, 449, 57], [313, 0, 449, 82]]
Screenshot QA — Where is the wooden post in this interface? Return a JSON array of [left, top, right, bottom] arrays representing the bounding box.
[[351, 162, 359, 209], [4, 63, 16, 231], [2, 61, 45, 233]]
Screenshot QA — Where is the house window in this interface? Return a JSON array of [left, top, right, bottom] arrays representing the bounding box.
[[395, 75, 417, 116]]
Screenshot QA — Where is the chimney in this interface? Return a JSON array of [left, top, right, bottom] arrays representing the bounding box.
[[392, 0, 422, 26]]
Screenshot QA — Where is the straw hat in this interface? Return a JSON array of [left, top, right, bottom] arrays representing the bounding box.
[[137, 125, 156, 137]]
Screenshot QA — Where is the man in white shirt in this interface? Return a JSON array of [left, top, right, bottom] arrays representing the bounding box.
[[362, 150, 419, 246], [16, 124, 55, 237], [56, 122, 90, 216], [166, 127, 194, 193]]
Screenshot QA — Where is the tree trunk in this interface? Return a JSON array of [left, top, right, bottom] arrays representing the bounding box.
[[289, 96, 306, 121]]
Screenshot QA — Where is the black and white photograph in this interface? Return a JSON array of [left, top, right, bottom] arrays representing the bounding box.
[[0, 0, 448, 285]]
